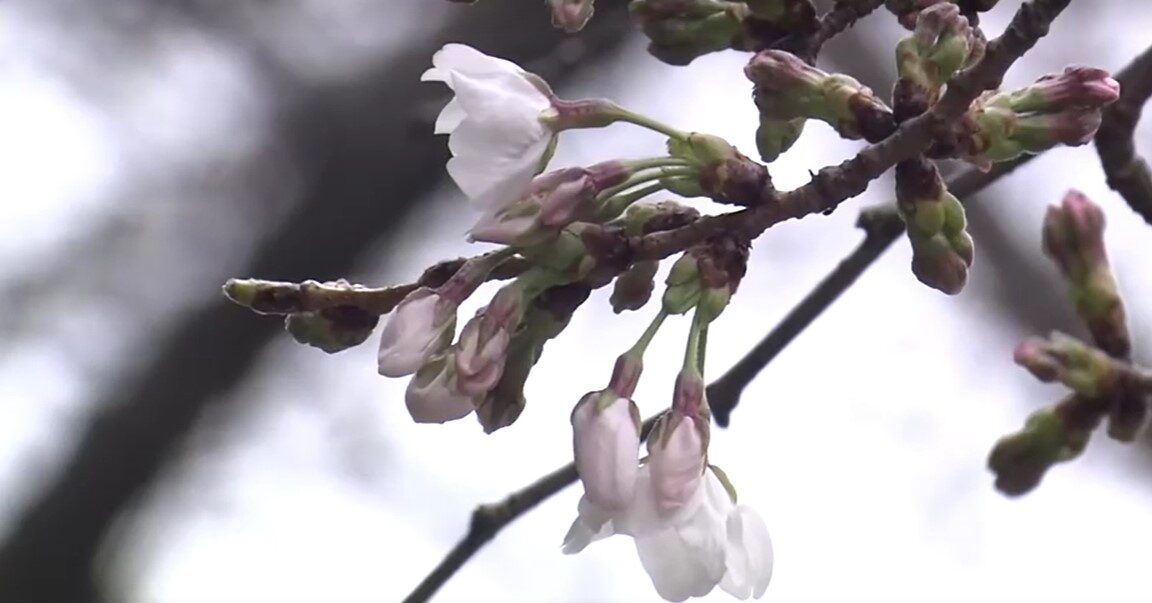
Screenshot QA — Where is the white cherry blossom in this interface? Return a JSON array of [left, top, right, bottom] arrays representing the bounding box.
[[422, 43, 558, 212], [563, 466, 773, 602]]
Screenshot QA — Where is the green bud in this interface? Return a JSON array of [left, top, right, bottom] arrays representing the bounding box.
[[755, 117, 806, 162]]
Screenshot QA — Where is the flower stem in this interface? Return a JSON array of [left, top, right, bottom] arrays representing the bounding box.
[[605, 105, 690, 141], [683, 311, 705, 375], [596, 166, 696, 203], [627, 309, 669, 358], [596, 183, 665, 220]]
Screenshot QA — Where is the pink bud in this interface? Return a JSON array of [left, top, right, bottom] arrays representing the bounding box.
[[405, 353, 476, 423], [1027, 66, 1120, 112], [744, 49, 822, 93], [377, 288, 456, 378], [647, 411, 708, 516], [454, 286, 522, 395], [572, 392, 641, 510], [1042, 189, 1107, 276]]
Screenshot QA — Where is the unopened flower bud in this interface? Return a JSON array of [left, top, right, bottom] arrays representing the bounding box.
[[993, 66, 1120, 114], [1042, 190, 1129, 358], [611, 260, 659, 313], [475, 284, 590, 433], [755, 116, 805, 162], [622, 200, 701, 235], [663, 253, 704, 315], [377, 288, 457, 376], [747, 50, 895, 141], [894, 3, 978, 118], [548, 0, 595, 32], [669, 133, 772, 204], [406, 352, 476, 424], [896, 158, 973, 294], [470, 162, 629, 247], [287, 307, 379, 354], [456, 284, 526, 395], [958, 67, 1117, 165], [572, 391, 642, 510], [648, 370, 710, 515], [987, 406, 1066, 496], [1013, 332, 1116, 398]]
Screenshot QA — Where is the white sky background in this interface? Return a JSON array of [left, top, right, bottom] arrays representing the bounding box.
[[2, 1, 1152, 601]]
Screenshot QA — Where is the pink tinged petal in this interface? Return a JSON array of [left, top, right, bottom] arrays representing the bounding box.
[[561, 496, 617, 554], [649, 416, 707, 516], [377, 288, 453, 378], [467, 205, 540, 245], [720, 505, 774, 600], [434, 97, 466, 134], [454, 316, 511, 395], [404, 357, 475, 423], [572, 395, 641, 511]]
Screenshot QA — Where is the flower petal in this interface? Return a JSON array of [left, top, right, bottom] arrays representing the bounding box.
[[720, 505, 774, 600], [432, 43, 523, 78], [561, 496, 616, 554], [572, 395, 641, 511], [634, 517, 727, 602], [434, 97, 466, 134]]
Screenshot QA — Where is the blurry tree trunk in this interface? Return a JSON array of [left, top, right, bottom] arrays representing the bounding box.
[[0, 2, 630, 601]]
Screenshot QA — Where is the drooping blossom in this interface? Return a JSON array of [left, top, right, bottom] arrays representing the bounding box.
[[571, 392, 642, 511], [377, 287, 457, 378]]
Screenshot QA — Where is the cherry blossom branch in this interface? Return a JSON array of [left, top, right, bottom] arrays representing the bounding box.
[[223, 253, 530, 316], [1094, 43, 1152, 226], [401, 414, 662, 603], [623, 0, 1072, 263]]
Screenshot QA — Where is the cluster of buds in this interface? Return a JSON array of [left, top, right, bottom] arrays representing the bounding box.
[[1042, 190, 1130, 357], [894, 157, 973, 295], [954, 66, 1120, 167], [892, 3, 982, 121], [990, 192, 1148, 495], [745, 50, 895, 160], [629, 0, 817, 66], [885, 0, 998, 29]]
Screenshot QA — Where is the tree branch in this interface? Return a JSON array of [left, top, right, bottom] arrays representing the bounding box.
[[706, 154, 1038, 425], [1094, 44, 1152, 225], [625, 0, 1071, 263], [708, 40, 1152, 425], [401, 414, 661, 603]]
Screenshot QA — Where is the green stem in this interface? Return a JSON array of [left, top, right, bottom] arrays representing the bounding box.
[[683, 312, 705, 374], [606, 106, 690, 141], [627, 309, 669, 358], [696, 321, 709, 377], [623, 157, 694, 171], [596, 167, 697, 203], [596, 183, 665, 221]]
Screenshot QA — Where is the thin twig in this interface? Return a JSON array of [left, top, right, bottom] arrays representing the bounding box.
[[401, 415, 661, 603], [223, 254, 530, 315], [706, 153, 1038, 425], [1095, 44, 1152, 226], [810, 0, 887, 57]]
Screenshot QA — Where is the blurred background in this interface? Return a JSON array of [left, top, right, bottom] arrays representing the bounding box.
[[1, 0, 1150, 601]]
